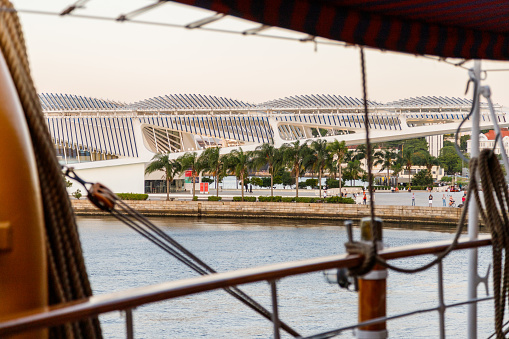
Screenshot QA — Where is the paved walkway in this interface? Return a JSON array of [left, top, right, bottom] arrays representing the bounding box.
[[149, 189, 467, 208]]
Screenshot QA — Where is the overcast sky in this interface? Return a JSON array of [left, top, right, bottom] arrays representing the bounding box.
[[11, 0, 509, 107]]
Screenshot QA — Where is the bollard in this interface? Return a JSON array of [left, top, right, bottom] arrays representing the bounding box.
[[357, 217, 387, 339]]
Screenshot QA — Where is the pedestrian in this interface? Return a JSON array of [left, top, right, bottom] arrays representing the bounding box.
[[428, 194, 433, 207], [411, 192, 415, 206], [363, 193, 367, 205], [442, 194, 446, 207], [462, 193, 466, 205]]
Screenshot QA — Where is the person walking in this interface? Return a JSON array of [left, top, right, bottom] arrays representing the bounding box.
[[428, 194, 433, 207], [411, 192, 415, 206], [363, 193, 367, 205], [442, 194, 446, 207]]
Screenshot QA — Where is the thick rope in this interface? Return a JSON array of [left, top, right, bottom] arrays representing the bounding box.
[[0, 2, 101, 337], [476, 149, 509, 339]]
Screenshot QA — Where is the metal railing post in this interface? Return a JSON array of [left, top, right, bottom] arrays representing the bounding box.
[[270, 280, 281, 339], [467, 60, 481, 339], [437, 260, 446, 339], [125, 308, 134, 339]]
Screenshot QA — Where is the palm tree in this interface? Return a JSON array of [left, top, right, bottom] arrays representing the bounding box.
[[178, 152, 202, 198], [374, 149, 397, 186], [402, 149, 413, 187], [345, 159, 364, 186], [145, 153, 182, 201], [199, 147, 225, 197], [423, 153, 439, 181], [327, 140, 348, 196], [252, 143, 284, 197], [282, 141, 312, 198], [224, 148, 252, 201], [310, 139, 331, 198], [392, 163, 403, 187]]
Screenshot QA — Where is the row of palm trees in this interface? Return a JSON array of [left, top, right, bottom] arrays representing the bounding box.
[[145, 140, 433, 201], [146, 140, 350, 201]]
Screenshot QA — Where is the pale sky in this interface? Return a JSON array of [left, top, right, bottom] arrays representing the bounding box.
[[11, 0, 509, 107]]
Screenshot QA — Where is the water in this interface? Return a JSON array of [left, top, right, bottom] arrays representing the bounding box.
[[77, 216, 494, 338]]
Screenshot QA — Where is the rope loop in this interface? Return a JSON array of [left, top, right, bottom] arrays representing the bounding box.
[[345, 241, 376, 277]]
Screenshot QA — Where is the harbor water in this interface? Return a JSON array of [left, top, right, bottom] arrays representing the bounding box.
[[78, 216, 493, 338]]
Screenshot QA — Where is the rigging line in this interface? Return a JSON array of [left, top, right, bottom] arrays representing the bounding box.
[[483, 69, 509, 72], [454, 69, 478, 164], [7, 7, 346, 47], [420, 55, 470, 70], [110, 209, 210, 275], [115, 199, 219, 274], [60, 0, 90, 16], [61, 172, 297, 335], [110, 208, 294, 335], [111, 205, 276, 317], [359, 47, 378, 245], [116, 0, 167, 22], [301, 295, 495, 339], [109, 200, 301, 337]]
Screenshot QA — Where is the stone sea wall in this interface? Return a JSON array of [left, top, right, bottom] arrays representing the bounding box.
[[71, 200, 473, 226]]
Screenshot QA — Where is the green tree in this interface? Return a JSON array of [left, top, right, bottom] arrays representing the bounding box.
[[311, 128, 329, 137], [252, 143, 284, 197], [412, 169, 433, 186], [224, 148, 252, 201], [392, 163, 403, 187], [327, 140, 348, 196], [438, 146, 462, 174], [460, 134, 471, 152], [282, 141, 312, 198], [145, 153, 182, 201], [199, 147, 225, 197], [250, 177, 263, 187], [178, 152, 202, 198], [402, 149, 413, 187], [389, 137, 428, 153], [305, 178, 318, 188], [344, 160, 364, 186], [310, 139, 331, 198], [374, 149, 397, 184]]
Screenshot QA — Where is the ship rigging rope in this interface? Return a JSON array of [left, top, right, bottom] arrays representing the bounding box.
[[474, 149, 509, 339], [0, 1, 101, 338], [345, 59, 481, 275], [356, 53, 509, 338], [66, 177, 301, 338]]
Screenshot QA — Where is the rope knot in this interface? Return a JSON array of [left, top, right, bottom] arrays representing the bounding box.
[[345, 241, 376, 276]]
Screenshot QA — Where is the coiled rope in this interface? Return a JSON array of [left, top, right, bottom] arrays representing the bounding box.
[[474, 149, 509, 339], [0, 2, 101, 337]]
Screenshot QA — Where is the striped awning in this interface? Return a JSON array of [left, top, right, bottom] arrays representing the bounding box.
[[174, 0, 509, 61]]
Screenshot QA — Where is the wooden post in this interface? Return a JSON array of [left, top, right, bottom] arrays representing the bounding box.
[[357, 217, 387, 339]]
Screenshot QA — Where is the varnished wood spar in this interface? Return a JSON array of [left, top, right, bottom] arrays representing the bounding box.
[[358, 217, 387, 338], [0, 235, 492, 337], [358, 273, 386, 331]]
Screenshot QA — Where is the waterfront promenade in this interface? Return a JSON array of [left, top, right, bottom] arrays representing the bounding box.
[[72, 190, 471, 226], [145, 189, 466, 208]]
